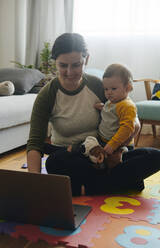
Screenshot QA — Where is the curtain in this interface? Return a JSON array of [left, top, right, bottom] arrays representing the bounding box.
[[14, 0, 27, 65], [13, 0, 74, 67], [0, 0, 17, 68]]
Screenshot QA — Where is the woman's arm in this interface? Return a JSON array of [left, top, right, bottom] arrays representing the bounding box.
[[121, 117, 140, 146], [27, 150, 42, 173], [27, 81, 57, 173], [133, 117, 141, 138]]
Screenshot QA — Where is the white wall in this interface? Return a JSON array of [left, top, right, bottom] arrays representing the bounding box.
[[85, 34, 160, 102], [0, 0, 15, 68]]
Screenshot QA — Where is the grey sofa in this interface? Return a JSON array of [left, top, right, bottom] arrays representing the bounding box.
[[0, 68, 45, 154]]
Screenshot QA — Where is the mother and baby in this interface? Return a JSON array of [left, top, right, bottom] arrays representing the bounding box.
[[27, 33, 160, 196]]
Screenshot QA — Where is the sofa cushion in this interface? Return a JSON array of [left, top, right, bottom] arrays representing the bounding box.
[[136, 100, 160, 121], [0, 94, 37, 129], [29, 74, 54, 93], [0, 68, 45, 95]]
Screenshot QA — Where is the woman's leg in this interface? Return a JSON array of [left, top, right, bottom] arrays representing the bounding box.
[[45, 148, 111, 195], [45, 147, 160, 195], [108, 147, 160, 190], [83, 147, 160, 194], [45, 149, 97, 196]]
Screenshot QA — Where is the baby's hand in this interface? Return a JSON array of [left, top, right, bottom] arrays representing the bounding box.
[[106, 150, 123, 169], [94, 102, 104, 110], [104, 144, 114, 155]]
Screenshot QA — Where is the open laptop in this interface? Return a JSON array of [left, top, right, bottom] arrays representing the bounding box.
[[0, 169, 91, 230]]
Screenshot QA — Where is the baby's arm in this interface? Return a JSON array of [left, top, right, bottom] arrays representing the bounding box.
[[105, 101, 137, 153], [94, 102, 104, 111], [103, 143, 114, 154]]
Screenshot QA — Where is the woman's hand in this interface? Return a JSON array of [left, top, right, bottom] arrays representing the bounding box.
[[134, 117, 141, 138], [120, 117, 141, 146]]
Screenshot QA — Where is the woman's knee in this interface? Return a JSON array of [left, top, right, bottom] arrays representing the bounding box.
[[45, 151, 69, 173], [123, 147, 160, 160], [45, 154, 58, 174]]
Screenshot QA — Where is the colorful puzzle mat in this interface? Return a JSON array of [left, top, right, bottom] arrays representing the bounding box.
[[2, 159, 160, 247]]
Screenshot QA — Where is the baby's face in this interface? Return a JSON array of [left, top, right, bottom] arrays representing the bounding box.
[[103, 76, 129, 103]]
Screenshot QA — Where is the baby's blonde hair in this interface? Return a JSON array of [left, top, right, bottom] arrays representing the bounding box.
[[103, 64, 133, 91]]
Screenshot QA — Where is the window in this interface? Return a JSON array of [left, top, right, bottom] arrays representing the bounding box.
[[73, 0, 160, 35]]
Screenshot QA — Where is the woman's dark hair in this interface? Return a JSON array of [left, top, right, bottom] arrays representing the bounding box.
[[103, 64, 133, 86], [51, 33, 88, 60]]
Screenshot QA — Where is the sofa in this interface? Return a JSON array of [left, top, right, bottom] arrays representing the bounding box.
[[0, 68, 45, 154]]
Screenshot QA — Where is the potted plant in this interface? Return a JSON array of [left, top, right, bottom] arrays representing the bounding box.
[[11, 42, 56, 75], [39, 42, 56, 75]]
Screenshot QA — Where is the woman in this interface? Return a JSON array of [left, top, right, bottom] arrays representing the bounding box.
[[27, 33, 160, 196]]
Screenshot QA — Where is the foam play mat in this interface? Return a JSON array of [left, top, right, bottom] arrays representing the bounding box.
[[1, 157, 160, 247]]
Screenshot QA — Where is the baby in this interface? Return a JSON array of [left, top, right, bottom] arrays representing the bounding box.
[[79, 63, 136, 170], [96, 63, 136, 155]]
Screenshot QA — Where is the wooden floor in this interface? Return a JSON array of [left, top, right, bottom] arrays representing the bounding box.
[[0, 134, 160, 247], [0, 145, 27, 172]]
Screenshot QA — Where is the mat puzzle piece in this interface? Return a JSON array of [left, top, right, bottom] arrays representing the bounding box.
[[91, 217, 160, 248], [0, 193, 160, 247]]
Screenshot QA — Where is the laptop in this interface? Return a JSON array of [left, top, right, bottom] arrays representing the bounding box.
[[0, 169, 91, 230]]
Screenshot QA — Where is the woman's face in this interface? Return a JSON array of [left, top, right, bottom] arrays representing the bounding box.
[[56, 52, 87, 90]]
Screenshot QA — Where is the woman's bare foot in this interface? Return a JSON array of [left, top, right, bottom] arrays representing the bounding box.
[[67, 145, 72, 152]]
